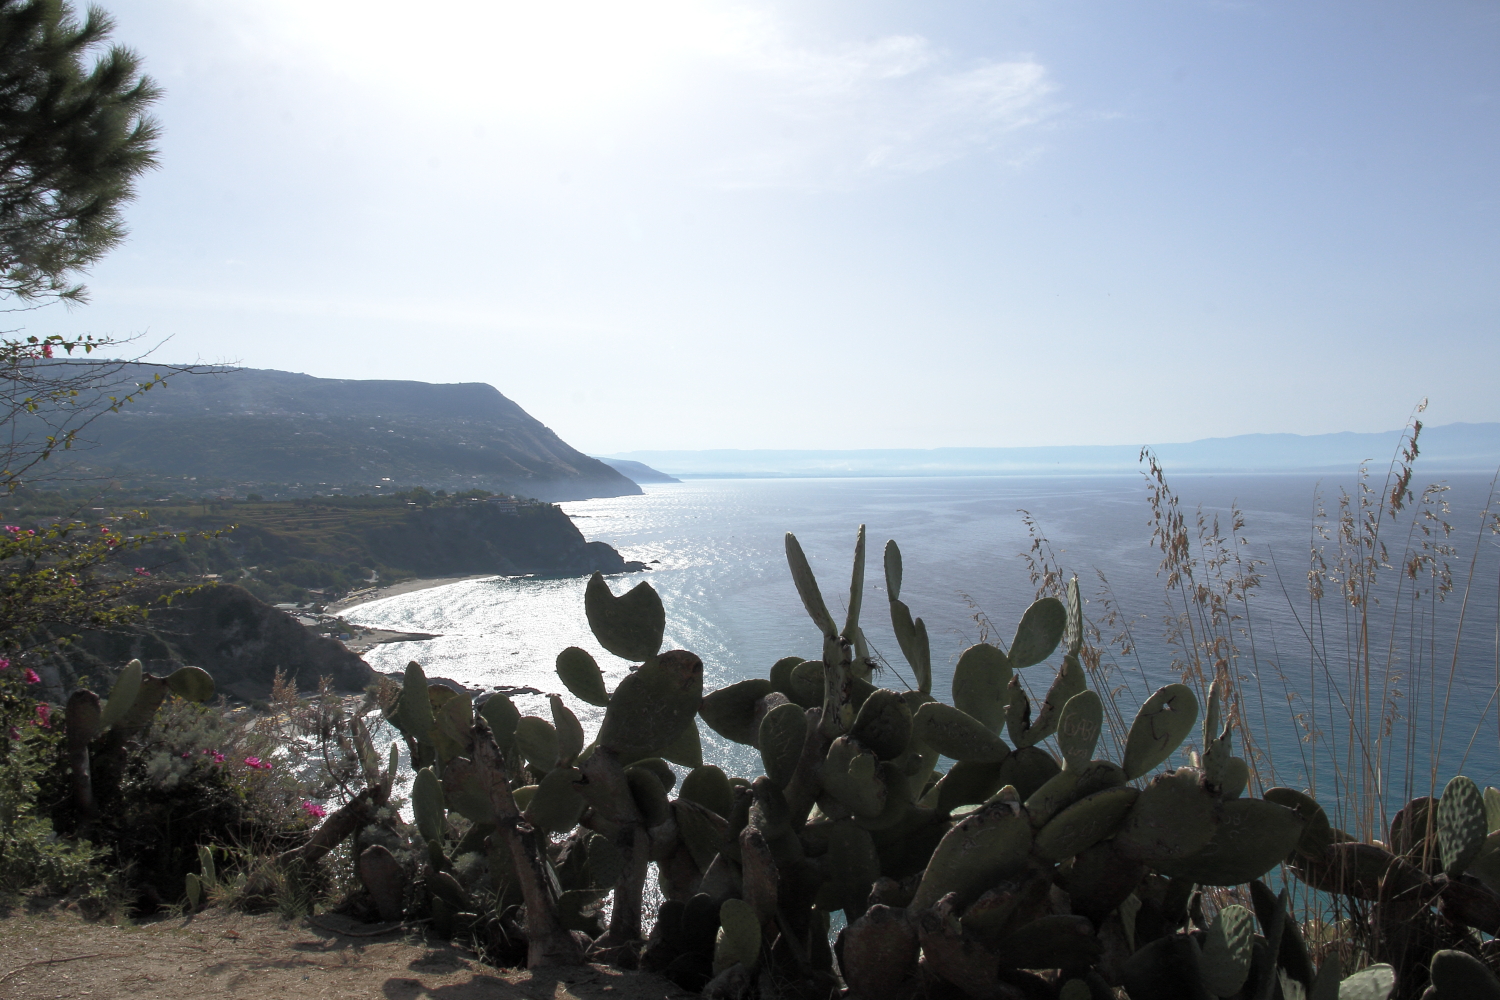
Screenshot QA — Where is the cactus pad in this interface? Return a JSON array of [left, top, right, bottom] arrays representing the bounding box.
[[1064, 577, 1083, 658], [1466, 831, 1500, 894], [815, 821, 881, 914], [996, 745, 1062, 800], [1034, 785, 1140, 861], [433, 691, 475, 764], [659, 716, 704, 768], [514, 715, 560, 771], [1008, 656, 1085, 748], [1262, 787, 1334, 857], [1156, 798, 1306, 885], [1023, 769, 1082, 829], [1121, 683, 1199, 780], [681, 767, 732, 821], [525, 766, 585, 833], [629, 756, 676, 793], [1055, 689, 1103, 771], [394, 661, 435, 742], [626, 765, 673, 827], [1438, 775, 1488, 877], [1115, 768, 1219, 864], [844, 524, 866, 638], [911, 797, 1034, 911], [97, 658, 142, 730], [358, 844, 406, 922], [840, 904, 919, 998], [478, 692, 520, 742], [769, 655, 803, 697], [822, 737, 887, 819], [849, 688, 914, 761], [951, 643, 1012, 733], [165, 665, 214, 702], [556, 646, 610, 706], [785, 532, 837, 637], [675, 799, 728, 871], [1200, 903, 1254, 997], [1428, 950, 1500, 999], [597, 649, 704, 762], [933, 760, 1011, 816], [439, 756, 496, 824], [714, 897, 761, 974], [787, 658, 824, 708], [889, 598, 931, 694], [549, 694, 584, 765], [701, 678, 777, 745], [759, 701, 806, 788], [1008, 597, 1068, 668], [883, 539, 903, 601], [913, 701, 1011, 763], [585, 572, 666, 661], [412, 766, 446, 843]]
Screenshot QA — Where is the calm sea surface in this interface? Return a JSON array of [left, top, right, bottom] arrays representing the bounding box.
[[345, 473, 1500, 817]]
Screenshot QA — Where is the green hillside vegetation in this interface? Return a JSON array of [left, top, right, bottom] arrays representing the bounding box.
[[30, 364, 643, 502], [3, 487, 638, 606]]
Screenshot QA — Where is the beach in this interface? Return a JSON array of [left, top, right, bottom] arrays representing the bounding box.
[[325, 575, 496, 614]]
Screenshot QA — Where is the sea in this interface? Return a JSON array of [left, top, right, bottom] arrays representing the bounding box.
[[343, 472, 1500, 823]]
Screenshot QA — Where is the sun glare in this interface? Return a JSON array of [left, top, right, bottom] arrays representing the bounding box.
[[267, 0, 757, 122]]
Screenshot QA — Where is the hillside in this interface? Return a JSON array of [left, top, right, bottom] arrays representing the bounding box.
[[3, 488, 644, 606], [40, 364, 641, 502], [594, 457, 680, 483], [166, 494, 642, 605]]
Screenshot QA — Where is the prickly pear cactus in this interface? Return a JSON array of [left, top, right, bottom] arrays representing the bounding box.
[[356, 524, 1479, 999]]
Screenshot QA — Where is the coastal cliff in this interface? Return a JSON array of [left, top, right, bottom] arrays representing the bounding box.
[[126, 494, 645, 605], [35, 364, 643, 502], [42, 583, 377, 701]]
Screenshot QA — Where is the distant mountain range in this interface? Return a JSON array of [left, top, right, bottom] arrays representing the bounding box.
[[606, 422, 1500, 479], [594, 458, 681, 484], [46, 365, 641, 501]]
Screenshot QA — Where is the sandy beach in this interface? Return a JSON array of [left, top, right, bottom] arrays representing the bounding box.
[[324, 574, 496, 614]]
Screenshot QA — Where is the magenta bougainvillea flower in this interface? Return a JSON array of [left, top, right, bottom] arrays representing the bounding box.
[[301, 800, 327, 819]]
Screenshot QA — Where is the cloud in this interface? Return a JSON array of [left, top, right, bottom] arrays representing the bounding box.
[[229, 0, 1059, 192], [684, 30, 1058, 189]]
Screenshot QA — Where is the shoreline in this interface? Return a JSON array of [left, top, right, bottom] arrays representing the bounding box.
[[325, 574, 496, 614]]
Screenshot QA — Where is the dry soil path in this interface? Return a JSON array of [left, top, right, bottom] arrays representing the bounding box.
[[0, 909, 691, 1000]]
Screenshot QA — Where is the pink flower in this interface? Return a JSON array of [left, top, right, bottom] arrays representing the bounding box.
[[100, 526, 110, 534], [211, 751, 225, 763], [259, 761, 272, 771], [23, 668, 39, 684], [134, 567, 151, 576], [244, 756, 262, 768], [181, 752, 190, 759], [301, 800, 327, 819], [41, 343, 53, 359], [35, 703, 49, 727], [0, 658, 9, 670], [6, 727, 17, 740], [3, 526, 18, 534]]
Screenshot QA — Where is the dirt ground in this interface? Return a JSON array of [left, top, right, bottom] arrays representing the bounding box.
[[0, 908, 692, 1000]]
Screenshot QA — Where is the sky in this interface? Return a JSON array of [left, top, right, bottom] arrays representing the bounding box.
[[21, 0, 1500, 453]]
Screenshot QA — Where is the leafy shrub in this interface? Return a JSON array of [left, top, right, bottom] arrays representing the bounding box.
[[0, 667, 110, 908]]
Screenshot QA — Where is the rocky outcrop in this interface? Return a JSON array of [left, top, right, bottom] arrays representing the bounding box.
[[359, 503, 637, 576], [52, 584, 375, 701]]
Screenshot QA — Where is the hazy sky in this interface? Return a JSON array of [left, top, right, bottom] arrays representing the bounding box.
[[24, 1, 1500, 453]]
